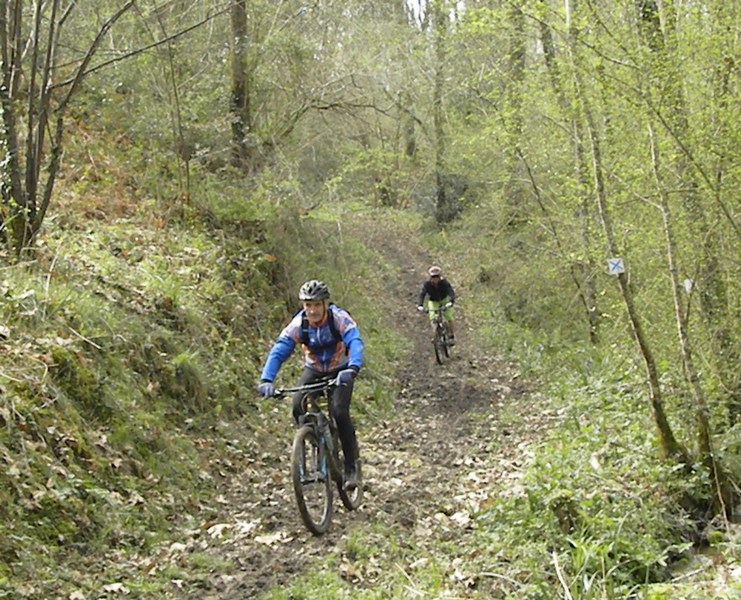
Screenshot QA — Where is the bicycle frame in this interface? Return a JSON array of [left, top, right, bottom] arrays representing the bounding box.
[[425, 304, 452, 364], [298, 387, 343, 481], [273, 376, 362, 534], [432, 308, 447, 334], [276, 378, 342, 478], [426, 302, 451, 326]]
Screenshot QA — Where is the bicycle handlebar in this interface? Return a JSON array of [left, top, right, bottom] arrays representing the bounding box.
[[274, 376, 340, 398], [421, 302, 453, 313]]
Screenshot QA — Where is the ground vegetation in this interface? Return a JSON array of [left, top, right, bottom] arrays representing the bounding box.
[[0, 0, 738, 598]]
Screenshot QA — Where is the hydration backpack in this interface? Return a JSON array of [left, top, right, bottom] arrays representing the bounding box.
[[299, 304, 344, 350]]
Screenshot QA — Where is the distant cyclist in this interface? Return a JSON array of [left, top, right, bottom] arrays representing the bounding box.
[[417, 265, 456, 345], [257, 280, 364, 489]]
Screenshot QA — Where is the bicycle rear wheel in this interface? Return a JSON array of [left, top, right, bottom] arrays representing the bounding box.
[[291, 425, 332, 535]]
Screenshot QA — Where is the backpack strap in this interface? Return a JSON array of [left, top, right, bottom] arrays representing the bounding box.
[[300, 312, 309, 346], [300, 304, 343, 348], [326, 305, 341, 342]]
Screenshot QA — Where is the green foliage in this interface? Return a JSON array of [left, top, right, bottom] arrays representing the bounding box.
[[0, 196, 272, 594], [0, 165, 408, 598], [462, 348, 707, 597], [400, 200, 737, 597], [0, 0, 738, 595], [258, 522, 456, 600]]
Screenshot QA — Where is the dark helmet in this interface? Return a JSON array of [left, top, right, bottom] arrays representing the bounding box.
[[298, 279, 330, 301]]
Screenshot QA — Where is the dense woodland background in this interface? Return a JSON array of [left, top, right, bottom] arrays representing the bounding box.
[[0, 1, 739, 598]]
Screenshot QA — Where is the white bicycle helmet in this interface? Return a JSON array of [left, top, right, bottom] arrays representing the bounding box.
[[298, 280, 330, 300]]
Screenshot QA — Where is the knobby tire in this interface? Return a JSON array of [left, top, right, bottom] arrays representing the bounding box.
[[442, 322, 451, 358], [434, 322, 446, 364], [291, 425, 332, 535]]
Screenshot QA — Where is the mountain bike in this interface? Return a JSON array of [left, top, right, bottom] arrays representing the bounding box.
[[426, 303, 453, 364], [274, 376, 363, 535]]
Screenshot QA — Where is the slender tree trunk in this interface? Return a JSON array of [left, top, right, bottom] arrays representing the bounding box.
[[587, 107, 684, 461], [648, 123, 711, 459], [432, 0, 449, 224], [648, 121, 731, 514], [0, 0, 134, 254], [153, 8, 191, 202], [0, 0, 27, 248], [566, 0, 687, 461], [432, 0, 450, 223], [637, 0, 738, 425], [707, 2, 740, 425], [230, 0, 251, 172], [538, 6, 599, 343], [400, 91, 417, 159], [502, 1, 526, 228]]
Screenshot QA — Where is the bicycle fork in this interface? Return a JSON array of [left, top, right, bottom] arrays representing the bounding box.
[[299, 411, 343, 483]]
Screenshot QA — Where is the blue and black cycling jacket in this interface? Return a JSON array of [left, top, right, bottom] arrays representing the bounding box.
[[260, 304, 364, 382]]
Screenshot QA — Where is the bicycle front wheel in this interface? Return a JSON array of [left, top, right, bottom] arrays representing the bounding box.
[[442, 322, 451, 358], [291, 425, 333, 535], [434, 326, 446, 364]]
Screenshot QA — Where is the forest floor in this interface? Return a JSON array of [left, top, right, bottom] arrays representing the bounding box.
[[174, 218, 557, 599]]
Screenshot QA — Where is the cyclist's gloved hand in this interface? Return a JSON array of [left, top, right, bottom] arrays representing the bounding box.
[[417, 305, 425, 312], [257, 381, 275, 398], [337, 368, 357, 385]]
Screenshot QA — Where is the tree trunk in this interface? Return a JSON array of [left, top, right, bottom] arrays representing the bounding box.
[[153, 7, 191, 202], [707, 2, 740, 425], [566, 0, 687, 461], [0, 0, 134, 255], [538, 5, 600, 344], [230, 0, 252, 172], [637, 0, 738, 425], [502, 1, 526, 228], [648, 121, 731, 514], [432, 0, 449, 224]]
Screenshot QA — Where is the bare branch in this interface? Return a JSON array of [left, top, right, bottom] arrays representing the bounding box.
[[51, 4, 231, 91]]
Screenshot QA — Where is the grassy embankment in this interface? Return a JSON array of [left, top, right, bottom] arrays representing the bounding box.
[[0, 163, 406, 597]]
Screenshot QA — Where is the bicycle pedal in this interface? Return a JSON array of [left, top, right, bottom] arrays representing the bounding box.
[[302, 474, 325, 484]]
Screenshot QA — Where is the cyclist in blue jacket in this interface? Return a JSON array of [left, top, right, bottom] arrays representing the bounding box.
[[257, 280, 364, 488], [417, 265, 456, 344]]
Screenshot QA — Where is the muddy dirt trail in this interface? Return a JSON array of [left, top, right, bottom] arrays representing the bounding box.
[[182, 218, 551, 599]]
